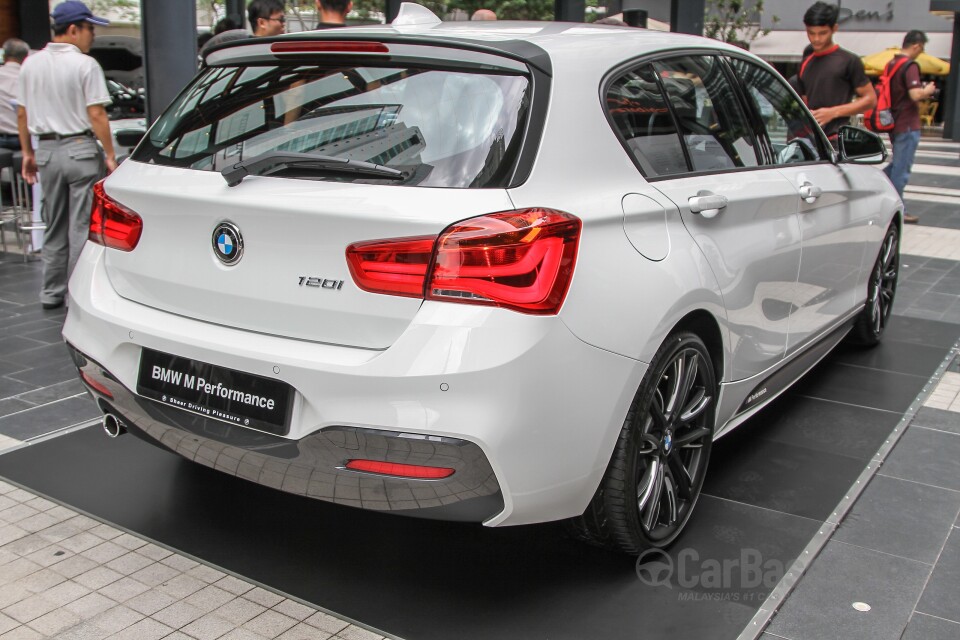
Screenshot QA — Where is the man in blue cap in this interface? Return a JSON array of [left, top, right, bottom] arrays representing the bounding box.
[[17, 1, 117, 310]]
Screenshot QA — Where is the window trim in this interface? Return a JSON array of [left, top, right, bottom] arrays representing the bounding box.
[[600, 47, 837, 181]]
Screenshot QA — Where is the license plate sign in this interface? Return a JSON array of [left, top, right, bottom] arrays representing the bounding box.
[[137, 348, 293, 434]]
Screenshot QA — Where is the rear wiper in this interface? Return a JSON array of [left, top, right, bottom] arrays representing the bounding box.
[[221, 151, 404, 187]]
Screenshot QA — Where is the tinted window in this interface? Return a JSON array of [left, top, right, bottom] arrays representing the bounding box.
[[728, 57, 827, 165], [651, 55, 760, 172], [606, 64, 688, 177], [132, 64, 531, 188]]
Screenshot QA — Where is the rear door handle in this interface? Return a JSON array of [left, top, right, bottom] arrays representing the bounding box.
[[799, 182, 822, 204], [688, 191, 728, 219]]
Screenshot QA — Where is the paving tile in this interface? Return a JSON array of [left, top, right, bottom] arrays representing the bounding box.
[[213, 576, 254, 597], [912, 407, 960, 435], [220, 628, 270, 640], [337, 625, 384, 640], [271, 600, 314, 622], [767, 541, 931, 640], [24, 607, 82, 637], [109, 616, 173, 640], [123, 588, 176, 616], [276, 623, 332, 640], [98, 576, 149, 603], [183, 584, 235, 614], [23, 544, 72, 568], [212, 598, 266, 626], [59, 532, 104, 554], [39, 579, 90, 607], [0, 613, 15, 635], [188, 564, 228, 585], [833, 475, 960, 565], [73, 566, 123, 591], [80, 540, 128, 564], [151, 600, 205, 630], [0, 625, 44, 639], [881, 427, 960, 492], [242, 610, 297, 638], [63, 592, 117, 619], [303, 612, 348, 636], [105, 551, 153, 576], [109, 533, 146, 552], [160, 554, 199, 572], [89, 604, 143, 635], [129, 561, 180, 588], [156, 573, 206, 600], [0, 584, 30, 611], [243, 588, 284, 609], [0, 396, 99, 440], [901, 612, 960, 640], [916, 528, 960, 622], [37, 520, 83, 544], [16, 568, 65, 593], [15, 380, 85, 406], [88, 523, 123, 541], [180, 613, 235, 640], [2, 593, 59, 624], [2, 533, 52, 557], [49, 554, 99, 579], [137, 543, 173, 562]]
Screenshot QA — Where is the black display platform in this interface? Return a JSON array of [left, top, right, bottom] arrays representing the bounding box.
[[0, 316, 956, 640]]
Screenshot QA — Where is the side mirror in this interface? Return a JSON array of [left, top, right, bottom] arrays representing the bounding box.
[[837, 125, 887, 164], [115, 129, 145, 148]]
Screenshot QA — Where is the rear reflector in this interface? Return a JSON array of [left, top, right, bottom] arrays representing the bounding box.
[[89, 181, 143, 252], [345, 459, 455, 479], [79, 370, 114, 399], [345, 208, 581, 315], [271, 41, 390, 54]]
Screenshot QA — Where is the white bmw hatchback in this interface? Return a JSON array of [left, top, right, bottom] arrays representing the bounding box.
[[65, 7, 901, 554]]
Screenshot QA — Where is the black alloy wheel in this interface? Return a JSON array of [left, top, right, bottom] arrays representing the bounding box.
[[568, 331, 716, 554], [850, 224, 899, 346]]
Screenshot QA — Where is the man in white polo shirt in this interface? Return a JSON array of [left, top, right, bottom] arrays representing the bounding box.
[[17, 1, 116, 310]]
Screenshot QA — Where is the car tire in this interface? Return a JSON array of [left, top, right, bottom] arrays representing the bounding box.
[[849, 224, 899, 347], [568, 331, 716, 554]]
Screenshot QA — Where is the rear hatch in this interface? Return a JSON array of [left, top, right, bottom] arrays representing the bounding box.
[[107, 35, 544, 350]]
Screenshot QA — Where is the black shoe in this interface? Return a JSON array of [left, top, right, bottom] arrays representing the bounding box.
[[903, 213, 920, 224], [41, 299, 64, 310]]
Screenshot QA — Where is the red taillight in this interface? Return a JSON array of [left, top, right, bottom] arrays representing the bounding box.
[[345, 209, 581, 315], [429, 209, 581, 315], [89, 181, 142, 251], [270, 41, 389, 54], [345, 236, 435, 297], [345, 459, 455, 479]]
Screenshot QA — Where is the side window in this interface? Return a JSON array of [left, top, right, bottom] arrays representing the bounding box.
[[727, 57, 827, 165], [651, 55, 761, 172], [605, 64, 689, 177]]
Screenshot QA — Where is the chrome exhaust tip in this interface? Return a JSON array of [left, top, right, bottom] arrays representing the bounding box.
[[102, 413, 126, 438]]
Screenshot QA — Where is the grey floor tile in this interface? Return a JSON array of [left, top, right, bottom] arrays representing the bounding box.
[[908, 293, 959, 314], [0, 396, 99, 440], [880, 427, 960, 492], [2, 342, 73, 368], [0, 337, 46, 359], [16, 380, 86, 406], [766, 541, 930, 640], [916, 528, 960, 622], [19, 326, 64, 346], [0, 377, 40, 399], [901, 613, 960, 640], [0, 399, 32, 419], [833, 474, 960, 564], [912, 407, 960, 435]]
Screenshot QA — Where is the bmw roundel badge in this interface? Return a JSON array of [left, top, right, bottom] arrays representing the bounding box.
[[212, 222, 243, 266]]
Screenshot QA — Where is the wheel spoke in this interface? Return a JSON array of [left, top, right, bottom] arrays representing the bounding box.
[[667, 454, 693, 500], [676, 353, 699, 417], [662, 474, 678, 526], [679, 388, 712, 423], [662, 358, 685, 421], [637, 458, 659, 515], [636, 433, 660, 455], [649, 398, 669, 431], [673, 426, 711, 448], [641, 461, 665, 531]]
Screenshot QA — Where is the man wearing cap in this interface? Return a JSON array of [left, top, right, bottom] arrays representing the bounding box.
[[17, 1, 116, 310]]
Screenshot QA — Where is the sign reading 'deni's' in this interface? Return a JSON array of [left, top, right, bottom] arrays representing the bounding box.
[[838, 1, 894, 24]]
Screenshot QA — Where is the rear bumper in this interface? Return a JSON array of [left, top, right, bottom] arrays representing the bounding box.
[[71, 343, 504, 522], [64, 244, 644, 526]]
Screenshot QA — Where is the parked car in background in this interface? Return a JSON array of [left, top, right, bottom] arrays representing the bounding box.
[[65, 6, 900, 554]]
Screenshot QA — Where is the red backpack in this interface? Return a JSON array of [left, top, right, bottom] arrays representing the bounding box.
[[864, 57, 911, 132]]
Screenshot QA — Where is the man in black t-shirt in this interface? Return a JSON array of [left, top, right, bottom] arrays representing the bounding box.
[[796, 2, 876, 139]]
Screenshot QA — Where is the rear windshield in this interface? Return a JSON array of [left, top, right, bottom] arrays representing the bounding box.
[[131, 63, 532, 188]]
